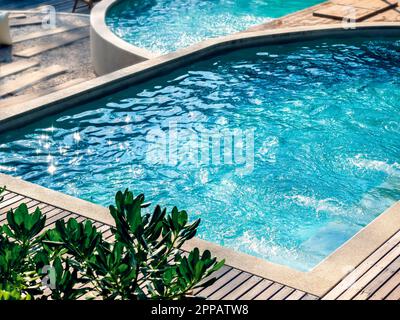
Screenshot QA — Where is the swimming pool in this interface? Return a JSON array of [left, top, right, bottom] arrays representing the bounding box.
[[105, 0, 323, 54], [1, 35, 400, 271]]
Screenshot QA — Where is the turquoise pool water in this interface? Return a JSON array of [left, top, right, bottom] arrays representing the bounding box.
[[106, 0, 323, 54], [1, 37, 400, 271]]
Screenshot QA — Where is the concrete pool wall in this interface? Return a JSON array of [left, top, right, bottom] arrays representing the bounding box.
[[2, 23, 400, 296], [90, 0, 156, 75]]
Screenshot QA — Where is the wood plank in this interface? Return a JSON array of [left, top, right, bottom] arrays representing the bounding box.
[[44, 211, 75, 228], [0, 78, 87, 108], [192, 265, 232, 295], [269, 286, 295, 300], [0, 60, 39, 79], [221, 276, 263, 300], [0, 65, 67, 97], [332, 0, 398, 10], [254, 283, 283, 300], [12, 25, 89, 43], [385, 284, 400, 300], [195, 269, 241, 298], [0, 199, 40, 222], [369, 269, 400, 300], [207, 272, 252, 300], [353, 256, 400, 300], [313, 0, 397, 22], [0, 194, 27, 210], [337, 242, 400, 300], [322, 231, 400, 300], [238, 279, 273, 300], [0, 192, 19, 203], [285, 289, 307, 300], [0, 199, 36, 220], [13, 31, 89, 58]]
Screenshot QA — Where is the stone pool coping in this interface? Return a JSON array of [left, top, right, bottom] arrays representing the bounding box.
[[1, 22, 400, 296]]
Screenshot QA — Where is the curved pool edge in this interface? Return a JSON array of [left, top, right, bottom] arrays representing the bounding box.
[[91, 0, 157, 75], [4, 22, 400, 132], [2, 22, 400, 296]]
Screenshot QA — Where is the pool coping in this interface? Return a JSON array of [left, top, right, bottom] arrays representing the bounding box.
[[2, 22, 400, 296]]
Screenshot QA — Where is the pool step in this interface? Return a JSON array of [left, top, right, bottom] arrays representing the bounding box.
[[313, 0, 398, 22], [0, 78, 86, 108], [13, 29, 89, 58], [0, 65, 67, 98], [0, 60, 40, 79]]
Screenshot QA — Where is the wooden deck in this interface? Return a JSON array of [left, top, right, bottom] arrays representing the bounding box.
[[1, 186, 400, 300], [245, 0, 400, 32], [0, 0, 90, 14]]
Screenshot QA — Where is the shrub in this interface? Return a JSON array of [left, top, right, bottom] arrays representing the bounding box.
[[0, 187, 224, 300]]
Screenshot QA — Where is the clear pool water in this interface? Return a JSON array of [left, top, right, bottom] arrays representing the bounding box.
[[106, 0, 323, 54], [1, 37, 400, 271]]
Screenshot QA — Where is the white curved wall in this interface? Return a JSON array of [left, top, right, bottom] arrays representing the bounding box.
[[90, 0, 156, 75]]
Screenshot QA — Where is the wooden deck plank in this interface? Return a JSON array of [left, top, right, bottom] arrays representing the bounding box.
[[0, 65, 67, 97], [314, 5, 371, 21], [238, 279, 274, 300], [254, 283, 283, 300], [195, 269, 241, 298], [285, 289, 307, 300], [385, 283, 400, 300], [207, 272, 252, 300], [369, 269, 400, 300], [337, 243, 400, 300], [0, 196, 31, 213], [13, 30, 89, 58], [44, 211, 75, 228], [0, 199, 40, 222], [313, 0, 398, 22], [192, 265, 232, 295], [353, 256, 400, 300], [322, 231, 400, 300], [0, 0, 90, 13], [0, 194, 25, 209], [0, 60, 39, 79], [269, 286, 295, 300], [12, 24, 89, 43], [221, 275, 264, 300], [0, 191, 19, 202]]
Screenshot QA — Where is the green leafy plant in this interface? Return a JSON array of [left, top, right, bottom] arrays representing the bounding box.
[[0, 187, 224, 300]]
